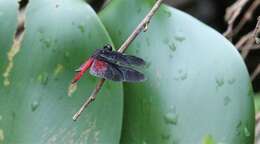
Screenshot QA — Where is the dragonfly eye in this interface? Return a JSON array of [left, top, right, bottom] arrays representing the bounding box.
[[104, 44, 112, 51]]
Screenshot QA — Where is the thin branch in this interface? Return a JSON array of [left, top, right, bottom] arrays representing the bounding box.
[[117, 0, 163, 53], [232, 0, 260, 36], [235, 31, 254, 49], [235, 31, 255, 58], [254, 16, 260, 44], [72, 79, 105, 120], [250, 17, 260, 81], [223, 0, 249, 38], [72, 0, 164, 121], [251, 63, 260, 81], [235, 16, 260, 59]]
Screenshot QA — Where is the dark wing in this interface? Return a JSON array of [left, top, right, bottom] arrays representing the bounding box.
[[97, 50, 145, 66], [115, 64, 146, 82], [90, 59, 145, 82], [90, 59, 123, 81]]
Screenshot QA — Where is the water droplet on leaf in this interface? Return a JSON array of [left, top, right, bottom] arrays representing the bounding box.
[[244, 126, 250, 137], [31, 101, 39, 112], [64, 51, 70, 58], [175, 36, 185, 42], [174, 31, 186, 42], [168, 43, 176, 52], [40, 37, 51, 48], [236, 121, 242, 135], [37, 72, 49, 85], [228, 78, 236, 85], [180, 72, 188, 80], [78, 25, 85, 33], [163, 9, 171, 17], [216, 78, 224, 87], [53, 64, 64, 77], [224, 96, 231, 106], [164, 107, 178, 125]]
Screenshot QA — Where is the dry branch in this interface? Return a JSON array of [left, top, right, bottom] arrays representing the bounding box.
[[223, 0, 249, 38], [233, 0, 260, 36]]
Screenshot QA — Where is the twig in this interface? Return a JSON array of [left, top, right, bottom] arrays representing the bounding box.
[[235, 16, 260, 59], [232, 0, 260, 36], [251, 63, 260, 80], [72, 79, 105, 120], [254, 16, 260, 44], [236, 31, 254, 49], [117, 0, 163, 53], [255, 112, 260, 144], [223, 0, 249, 38], [72, 0, 164, 121], [235, 31, 255, 58]]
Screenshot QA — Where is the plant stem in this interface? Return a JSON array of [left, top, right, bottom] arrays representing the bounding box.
[[73, 0, 164, 121]]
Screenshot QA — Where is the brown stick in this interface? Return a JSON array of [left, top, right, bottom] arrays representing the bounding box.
[[235, 16, 260, 59], [232, 0, 260, 36], [254, 16, 260, 44], [72, 79, 105, 120], [235, 31, 255, 58], [223, 0, 249, 38], [251, 64, 260, 81], [72, 0, 164, 121]]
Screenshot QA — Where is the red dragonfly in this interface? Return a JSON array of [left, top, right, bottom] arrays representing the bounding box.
[[72, 44, 146, 83]]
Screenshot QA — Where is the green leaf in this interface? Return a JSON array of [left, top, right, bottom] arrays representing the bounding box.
[[255, 93, 260, 112], [0, 0, 18, 71], [99, 0, 255, 143], [0, 1, 19, 143], [0, 0, 123, 143]]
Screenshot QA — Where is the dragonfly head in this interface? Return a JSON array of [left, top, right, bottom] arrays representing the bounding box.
[[103, 44, 112, 51]]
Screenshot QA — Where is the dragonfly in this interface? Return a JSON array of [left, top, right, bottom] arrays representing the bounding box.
[[72, 44, 146, 84]]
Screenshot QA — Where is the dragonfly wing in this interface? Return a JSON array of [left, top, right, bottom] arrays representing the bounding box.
[[115, 64, 146, 82], [74, 63, 84, 72], [98, 50, 145, 66], [90, 59, 123, 81]]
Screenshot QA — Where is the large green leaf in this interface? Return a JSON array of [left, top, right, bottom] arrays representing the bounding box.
[[0, 0, 123, 143], [0, 1, 18, 143], [100, 0, 255, 143], [0, 0, 18, 71]]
